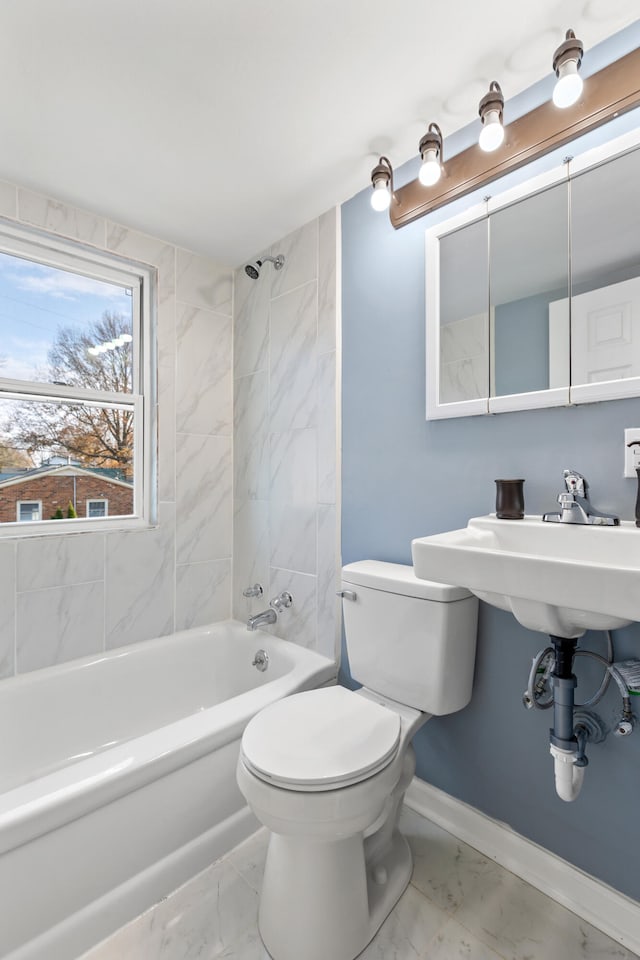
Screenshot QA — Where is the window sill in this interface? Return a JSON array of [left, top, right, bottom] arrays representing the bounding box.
[[0, 515, 157, 539]]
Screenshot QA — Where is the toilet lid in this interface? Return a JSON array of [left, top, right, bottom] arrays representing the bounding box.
[[240, 686, 401, 791]]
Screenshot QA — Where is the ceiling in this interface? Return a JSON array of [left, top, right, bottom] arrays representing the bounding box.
[[0, 1, 636, 267]]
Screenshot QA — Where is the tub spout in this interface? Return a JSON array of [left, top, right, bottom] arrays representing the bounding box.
[[246, 608, 277, 631]]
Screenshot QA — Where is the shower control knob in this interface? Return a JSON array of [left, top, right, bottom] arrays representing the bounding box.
[[614, 719, 634, 737], [243, 583, 263, 598], [270, 591, 293, 613], [252, 649, 269, 672]]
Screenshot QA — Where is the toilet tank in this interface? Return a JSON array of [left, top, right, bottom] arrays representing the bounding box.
[[342, 560, 478, 715]]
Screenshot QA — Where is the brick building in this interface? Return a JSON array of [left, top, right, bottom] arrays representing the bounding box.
[[0, 464, 133, 523]]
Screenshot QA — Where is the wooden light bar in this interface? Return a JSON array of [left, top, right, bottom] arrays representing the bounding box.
[[390, 46, 640, 229]]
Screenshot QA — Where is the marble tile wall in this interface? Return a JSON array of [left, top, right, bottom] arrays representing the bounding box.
[[233, 210, 340, 661], [439, 312, 489, 404], [0, 184, 234, 678]]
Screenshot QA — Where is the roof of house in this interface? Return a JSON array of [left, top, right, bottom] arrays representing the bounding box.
[[0, 464, 133, 491]]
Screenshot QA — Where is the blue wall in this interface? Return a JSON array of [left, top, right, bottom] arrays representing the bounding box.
[[341, 22, 640, 901], [494, 291, 555, 396]]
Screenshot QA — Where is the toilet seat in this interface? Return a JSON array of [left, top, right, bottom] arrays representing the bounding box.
[[240, 686, 401, 792]]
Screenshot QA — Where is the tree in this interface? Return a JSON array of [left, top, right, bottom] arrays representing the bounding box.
[[5, 312, 134, 478], [0, 441, 32, 472]]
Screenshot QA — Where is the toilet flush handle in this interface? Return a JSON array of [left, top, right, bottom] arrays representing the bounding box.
[[337, 589, 357, 601]]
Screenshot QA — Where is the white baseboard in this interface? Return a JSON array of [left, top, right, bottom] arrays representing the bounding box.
[[405, 778, 640, 957]]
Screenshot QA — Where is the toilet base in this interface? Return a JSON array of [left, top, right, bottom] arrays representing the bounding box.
[[258, 826, 412, 960]]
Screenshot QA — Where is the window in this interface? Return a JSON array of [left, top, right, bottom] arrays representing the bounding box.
[[0, 222, 155, 533], [17, 500, 41, 522]]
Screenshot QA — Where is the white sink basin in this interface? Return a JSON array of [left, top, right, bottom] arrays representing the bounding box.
[[412, 515, 639, 637]]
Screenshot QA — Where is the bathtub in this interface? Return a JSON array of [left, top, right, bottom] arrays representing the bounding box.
[[0, 620, 336, 960]]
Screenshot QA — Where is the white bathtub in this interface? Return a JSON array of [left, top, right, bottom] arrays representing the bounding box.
[[0, 620, 336, 960]]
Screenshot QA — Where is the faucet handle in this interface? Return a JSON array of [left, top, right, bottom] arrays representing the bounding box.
[[270, 591, 293, 613], [563, 469, 586, 498], [243, 583, 263, 598]]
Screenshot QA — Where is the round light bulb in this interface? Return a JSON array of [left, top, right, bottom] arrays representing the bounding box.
[[104, 341, 117, 350], [418, 148, 442, 187], [479, 110, 505, 152], [87, 346, 99, 356], [553, 60, 583, 108], [120, 333, 133, 342], [371, 179, 391, 212]]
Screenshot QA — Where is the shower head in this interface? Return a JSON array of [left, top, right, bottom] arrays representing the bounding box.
[[244, 254, 285, 280]]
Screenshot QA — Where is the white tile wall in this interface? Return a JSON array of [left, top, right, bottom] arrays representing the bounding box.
[[0, 541, 16, 678], [17, 580, 105, 672], [0, 189, 338, 676], [176, 304, 232, 436], [233, 209, 340, 660], [0, 183, 234, 677], [234, 373, 270, 501], [176, 433, 232, 564], [269, 281, 318, 433], [18, 189, 107, 245], [176, 558, 232, 631]]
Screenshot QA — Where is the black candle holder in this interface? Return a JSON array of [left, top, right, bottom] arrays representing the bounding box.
[[495, 479, 525, 519]]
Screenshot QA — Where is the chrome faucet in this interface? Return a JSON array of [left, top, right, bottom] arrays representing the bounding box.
[[542, 469, 619, 526], [246, 591, 294, 631], [246, 608, 277, 631]]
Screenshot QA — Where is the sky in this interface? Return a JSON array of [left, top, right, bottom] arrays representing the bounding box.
[[0, 251, 133, 382]]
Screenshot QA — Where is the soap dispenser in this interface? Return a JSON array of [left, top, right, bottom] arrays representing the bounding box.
[[628, 440, 640, 527]]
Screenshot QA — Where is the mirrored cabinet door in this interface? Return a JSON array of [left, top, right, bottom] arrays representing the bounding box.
[[439, 218, 489, 405], [489, 181, 569, 400], [570, 146, 640, 401]]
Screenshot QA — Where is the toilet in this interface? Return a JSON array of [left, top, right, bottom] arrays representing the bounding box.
[[236, 560, 478, 960]]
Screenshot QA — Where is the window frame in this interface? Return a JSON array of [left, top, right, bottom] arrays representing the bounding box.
[[86, 498, 109, 518], [0, 219, 157, 537], [16, 500, 42, 522]]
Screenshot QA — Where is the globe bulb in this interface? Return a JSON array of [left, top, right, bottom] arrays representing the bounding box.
[[371, 179, 391, 212], [553, 61, 583, 108], [418, 149, 442, 187], [479, 110, 505, 152]]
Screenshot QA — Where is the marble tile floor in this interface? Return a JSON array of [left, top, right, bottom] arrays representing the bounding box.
[[81, 805, 639, 960]]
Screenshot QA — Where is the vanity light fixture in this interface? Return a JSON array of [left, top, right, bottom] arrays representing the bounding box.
[[370, 156, 394, 211], [418, 123, 444, 186], [478, 81, 505, 152], [374, 38, 640, 229], [552, 29, 584, 108]]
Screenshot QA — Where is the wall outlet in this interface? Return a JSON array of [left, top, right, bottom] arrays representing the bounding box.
[[624, 428, 640, 478]]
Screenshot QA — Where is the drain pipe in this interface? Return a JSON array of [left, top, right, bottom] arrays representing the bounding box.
[[548, 636, 584, 802]]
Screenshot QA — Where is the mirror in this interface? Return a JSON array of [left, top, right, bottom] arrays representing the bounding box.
[[426, 128, 640, 419], [569, 147, 640, 395], [490, 181, 569, 398], [439, 218, 488, 405]]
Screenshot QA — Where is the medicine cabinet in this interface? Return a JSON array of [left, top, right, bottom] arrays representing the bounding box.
[[426, 126, 640, 419]]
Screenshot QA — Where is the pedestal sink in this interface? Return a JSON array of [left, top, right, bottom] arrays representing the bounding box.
[[412, 515, 640, 638]]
